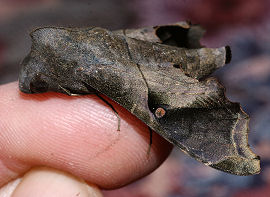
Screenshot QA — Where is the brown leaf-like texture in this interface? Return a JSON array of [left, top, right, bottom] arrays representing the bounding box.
[[18, 22, 260, 175]]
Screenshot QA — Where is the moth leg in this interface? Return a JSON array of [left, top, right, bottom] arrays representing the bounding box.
[[95, 93, 121, 131], [147, 126, 153, 155], [58, 85, 81, 96]]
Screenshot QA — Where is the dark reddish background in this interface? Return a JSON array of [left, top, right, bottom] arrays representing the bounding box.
[[1, 0, 270, 196]]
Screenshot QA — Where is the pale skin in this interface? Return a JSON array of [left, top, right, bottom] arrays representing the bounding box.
[[0, 82, 173, 196]]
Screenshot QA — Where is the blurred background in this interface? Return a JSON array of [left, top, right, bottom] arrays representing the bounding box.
[[0, 0, 270, 196]]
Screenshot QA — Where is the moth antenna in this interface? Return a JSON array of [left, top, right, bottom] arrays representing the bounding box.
[[147, 127, 153, 156], [95, 93, 121, 131], [80, 80, 121, 131]]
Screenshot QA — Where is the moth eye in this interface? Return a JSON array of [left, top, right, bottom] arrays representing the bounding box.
[[30, 77, 48, 93], [155, 107, 166, 118]]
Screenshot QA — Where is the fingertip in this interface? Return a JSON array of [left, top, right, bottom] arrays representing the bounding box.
[[0, 82, 173, 188], [12, 167, 103, 197]]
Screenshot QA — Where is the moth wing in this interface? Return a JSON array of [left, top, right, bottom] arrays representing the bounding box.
[[139, 66, 260, 175]]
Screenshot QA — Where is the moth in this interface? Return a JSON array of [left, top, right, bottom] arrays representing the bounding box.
[[19, 22, 260, 176]]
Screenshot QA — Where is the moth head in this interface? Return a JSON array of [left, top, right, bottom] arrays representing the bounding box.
[[19, 53, 51, 94], [19, 27, 89, 94]]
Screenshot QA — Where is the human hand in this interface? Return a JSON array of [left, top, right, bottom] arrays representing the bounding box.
[[0, 82, 173, 196]]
